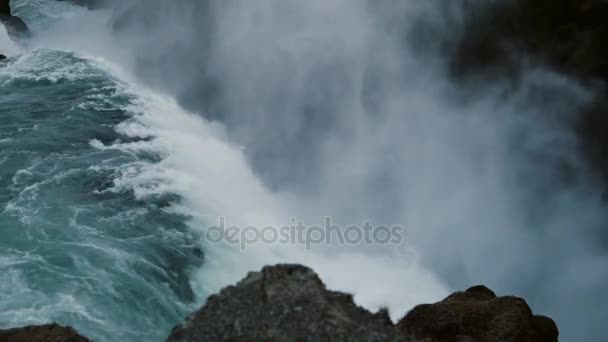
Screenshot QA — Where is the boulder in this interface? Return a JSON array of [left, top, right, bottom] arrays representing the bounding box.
[[167, 264, 406, 341], [398, 285, 559, 342]]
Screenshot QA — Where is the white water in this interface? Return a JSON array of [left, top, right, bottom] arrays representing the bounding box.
[[4, 1, 608, 340], [93, 65, 449, 318], [16, 0, 449, 318], [6, 0, 447, 318]]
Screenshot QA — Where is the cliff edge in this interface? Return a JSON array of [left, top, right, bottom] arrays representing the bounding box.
[[167, 264, 558, 342]]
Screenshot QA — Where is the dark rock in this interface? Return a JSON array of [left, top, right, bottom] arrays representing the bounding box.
[[450, 0, 608, 83], [0, 0, 8, 16], [446, 0, 608, 185], [0, 54, 6, 60], [0, 0, 29, 37], [167, 264, 407, 342], [397, 285, 559, 342], [0, 324, 91, 342], [167, 264, 557, 342]]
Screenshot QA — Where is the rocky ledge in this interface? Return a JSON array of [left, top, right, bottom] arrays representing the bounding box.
[[167, 264, 557, 342]]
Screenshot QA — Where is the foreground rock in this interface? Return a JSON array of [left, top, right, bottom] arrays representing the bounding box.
[[0, 324, 90, 342], [168, 264, 558, 342], [168, 264, 405, 341], [0, 0, 29, 37], [399, 285, 558, 342], [447, 0, 608, 183]]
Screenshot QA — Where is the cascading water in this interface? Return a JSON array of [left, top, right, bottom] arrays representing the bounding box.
[[1, 1, 607, 341]]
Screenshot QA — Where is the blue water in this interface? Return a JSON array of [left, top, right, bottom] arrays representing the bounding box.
[[0, 49, 203, 341], [4, 1, 608, 342]]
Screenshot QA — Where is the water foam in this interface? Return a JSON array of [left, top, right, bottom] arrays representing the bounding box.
[[85, 62, 449, 318], [6, 1, 608, 340]]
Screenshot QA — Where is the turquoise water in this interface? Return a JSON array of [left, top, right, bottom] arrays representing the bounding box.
[[0, 49, 202, 341], [3, 1, 608, 342]]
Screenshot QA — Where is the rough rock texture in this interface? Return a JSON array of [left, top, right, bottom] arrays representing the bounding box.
[[167, 264, 558, 342], [398, 285, 559, 342], [167, 264, 407, 342], [0, 0, 29, 37], [0, 324, 90, 342]]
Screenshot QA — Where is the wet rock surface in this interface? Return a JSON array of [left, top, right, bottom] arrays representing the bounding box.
[[398, 285, 559, 342], [167, 264, 407, 342], [167, 264, 558, 342]]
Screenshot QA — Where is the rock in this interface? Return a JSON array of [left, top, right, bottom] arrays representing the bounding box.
[[167, 264, 557, 342], [0, 324, 91, 342], [0, 0, 29, 37], [167, 264, 406, 342], [449, 0, 608, 83], [442, 0, 608, 187], [0, 0, 9, 16], [397, 285, 559, 342]]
